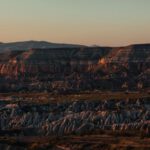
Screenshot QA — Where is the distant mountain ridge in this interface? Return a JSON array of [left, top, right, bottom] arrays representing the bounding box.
[[0, 41, 85, 52]]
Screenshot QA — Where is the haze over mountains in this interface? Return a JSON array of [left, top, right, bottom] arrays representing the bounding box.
[[0, 41, 149, 92], [0, 41, 84, 52]]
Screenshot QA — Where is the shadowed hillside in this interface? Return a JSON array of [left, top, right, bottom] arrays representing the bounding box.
[[0, 42, 149, 92]]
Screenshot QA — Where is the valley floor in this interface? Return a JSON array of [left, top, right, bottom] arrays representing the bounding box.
[[0, 134, 150, 150]]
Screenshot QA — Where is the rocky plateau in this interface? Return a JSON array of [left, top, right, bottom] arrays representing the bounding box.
[[0, 41, 149, 92]]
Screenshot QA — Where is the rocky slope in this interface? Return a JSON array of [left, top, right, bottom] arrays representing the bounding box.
[[0, 47, 110, 77], [0, 42, 149, 92], [0, 93, 149, 150], [0, 98, 150, 136]]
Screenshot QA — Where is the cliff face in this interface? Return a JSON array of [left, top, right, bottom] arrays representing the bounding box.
[[97, 44, 150, 77], [104, 44, 150, 63], [0, 43, 149, 92], [0, 47, 111, 79]]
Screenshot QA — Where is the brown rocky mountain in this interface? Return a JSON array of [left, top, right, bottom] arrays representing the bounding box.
[[0, 41, 149, 92]]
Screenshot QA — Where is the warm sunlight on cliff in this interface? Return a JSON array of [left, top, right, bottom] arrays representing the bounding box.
[[98, 58, 106, 65]]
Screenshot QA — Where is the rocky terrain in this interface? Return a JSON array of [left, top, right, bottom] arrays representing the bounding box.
[[1, 97, 150, 136], [0, 41, 149, 149], [0, 41, 149, 92], [0, 93, 150, 149]]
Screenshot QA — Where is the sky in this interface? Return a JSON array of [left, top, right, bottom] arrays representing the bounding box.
[[0, 0, 150, 46]]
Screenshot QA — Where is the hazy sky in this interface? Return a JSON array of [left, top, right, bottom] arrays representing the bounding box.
[[0, 0, 150, 46]]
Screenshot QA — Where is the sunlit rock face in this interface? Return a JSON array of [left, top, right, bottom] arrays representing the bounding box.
[[0, 47, 110, 77], [0, 43, 149, 92], [0, 98, 150, 136]]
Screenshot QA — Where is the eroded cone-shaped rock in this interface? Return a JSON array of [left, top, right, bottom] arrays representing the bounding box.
[[0, 98, 150, 136]]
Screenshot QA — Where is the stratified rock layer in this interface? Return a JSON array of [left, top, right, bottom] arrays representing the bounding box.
[[0, 43, 149, 92]]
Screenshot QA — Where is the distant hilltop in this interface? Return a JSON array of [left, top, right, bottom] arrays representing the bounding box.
[[0, 40, 150, 52], [0, 40, 85, 52]]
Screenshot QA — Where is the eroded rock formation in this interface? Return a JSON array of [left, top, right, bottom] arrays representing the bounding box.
[[0, 42, 149, 92], [0, 98, 150, 136]]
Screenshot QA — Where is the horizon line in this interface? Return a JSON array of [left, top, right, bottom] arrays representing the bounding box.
[[0, 40, 150, 48]]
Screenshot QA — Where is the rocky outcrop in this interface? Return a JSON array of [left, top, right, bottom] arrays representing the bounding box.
[[0, 47, 110, 76], [0, 98, 150, 136], [0, 42, 149, 92]]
